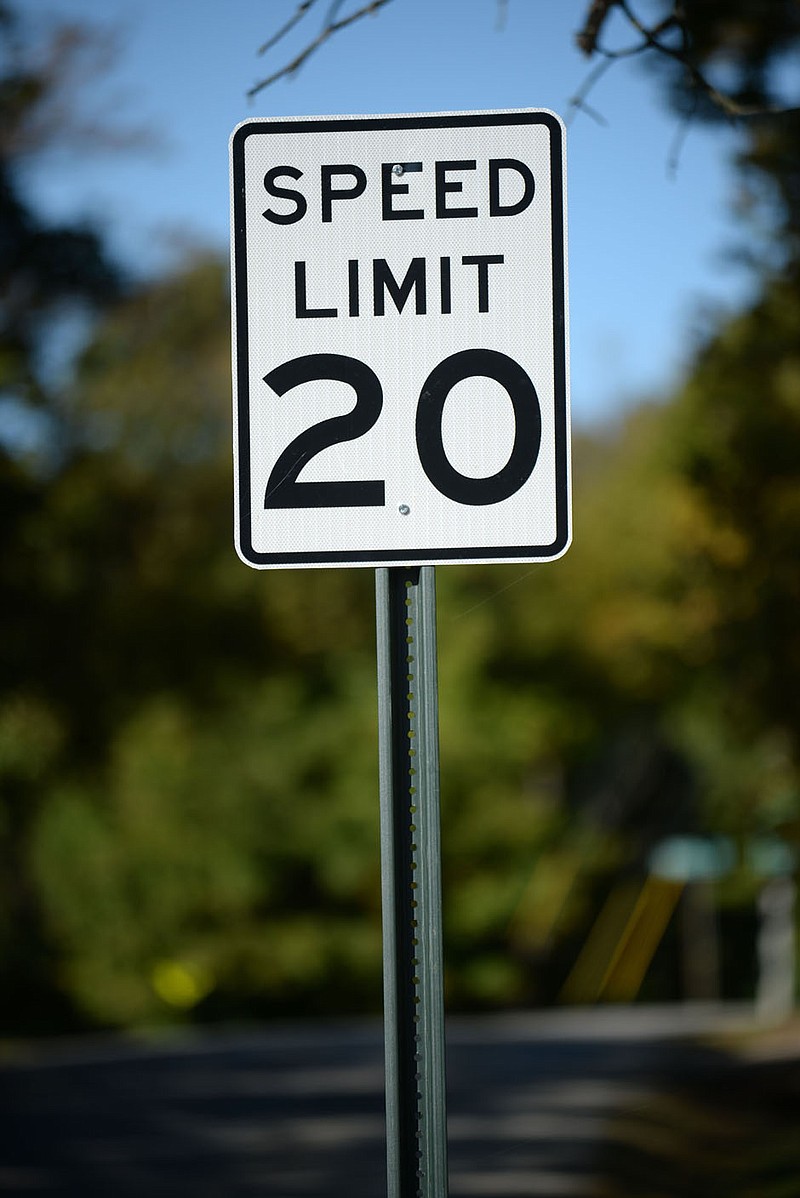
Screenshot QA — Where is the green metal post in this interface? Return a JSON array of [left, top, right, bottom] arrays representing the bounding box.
[[376, 566, 449, 1198]]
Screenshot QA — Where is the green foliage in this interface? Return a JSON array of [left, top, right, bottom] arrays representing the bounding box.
[[672, 280, 800, 760], [2, 247, 701, 1026], [10, 255, 389, 1026], [12, 247, 799, 1027], [31, 682, 383, 1025]]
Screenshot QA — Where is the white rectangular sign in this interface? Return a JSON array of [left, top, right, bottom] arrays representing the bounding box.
[[230, 109, 570, 569]]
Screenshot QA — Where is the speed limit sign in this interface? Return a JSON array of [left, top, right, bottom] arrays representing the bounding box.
[[230, 108, 570, 569]]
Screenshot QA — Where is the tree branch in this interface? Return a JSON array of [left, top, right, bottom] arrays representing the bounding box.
[[567, 57, 613, 126], [575, 0, 800, 123], [257, 0, 320, 57], [248, 0, 394, 98], [575, 0, 618, 58], [249, 0, 800, 127]]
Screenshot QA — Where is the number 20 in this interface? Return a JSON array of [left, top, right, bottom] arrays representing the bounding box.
[[263, 348, 541, 509]]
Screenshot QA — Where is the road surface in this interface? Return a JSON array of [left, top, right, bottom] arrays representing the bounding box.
[[0, 1005, 753, 1197]]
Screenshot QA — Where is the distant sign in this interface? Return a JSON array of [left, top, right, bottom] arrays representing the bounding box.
[[230, 108, 570, 569]]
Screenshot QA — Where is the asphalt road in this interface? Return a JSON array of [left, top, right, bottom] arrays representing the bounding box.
[[0, 1005, 752, 1198]]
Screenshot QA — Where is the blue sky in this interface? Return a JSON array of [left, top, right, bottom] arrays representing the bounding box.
[[27, 0, 755, 425]]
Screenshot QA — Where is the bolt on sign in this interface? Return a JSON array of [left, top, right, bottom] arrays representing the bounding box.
[[230, 109, 570, 569]]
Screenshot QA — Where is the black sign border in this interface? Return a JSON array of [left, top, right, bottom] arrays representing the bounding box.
[[231, 110, 570, 568]]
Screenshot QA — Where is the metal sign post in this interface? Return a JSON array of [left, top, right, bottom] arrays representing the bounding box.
[[376, 566, 448, 1198]]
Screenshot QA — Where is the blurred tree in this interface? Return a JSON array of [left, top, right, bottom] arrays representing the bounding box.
[[12, 237, 714, 1023], [19, 255, 797, 1025], [435, 403, 709, 1003], [21, 249, 385, 1027], [0, 1, 127, 1029], [669, 278, 800, 836], [639, 0, 800, 263], [0, 1, 125, 436]]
